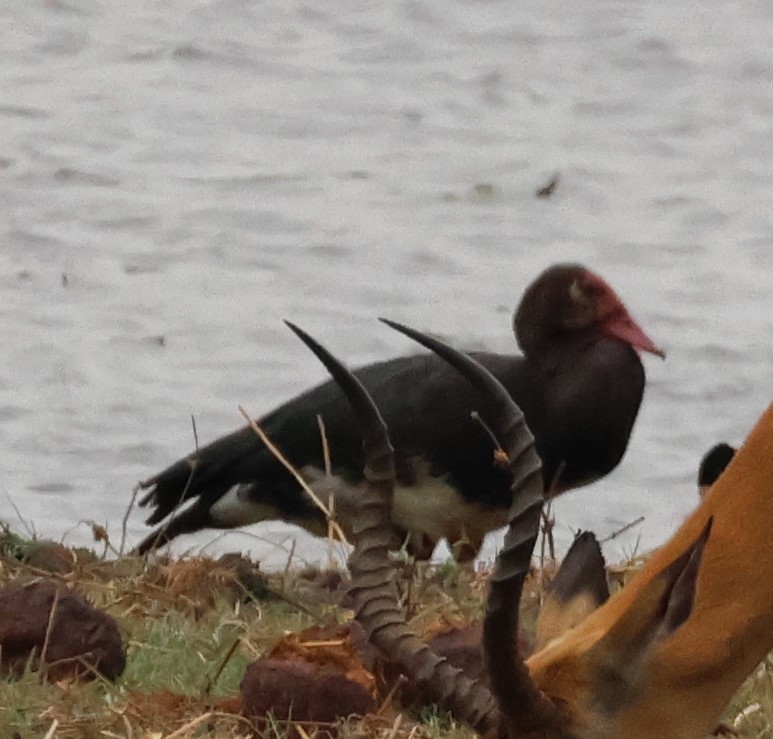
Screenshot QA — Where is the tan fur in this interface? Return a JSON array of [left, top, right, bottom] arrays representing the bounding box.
[[525, 402, 773, 738], [535, 592, 602, 652]]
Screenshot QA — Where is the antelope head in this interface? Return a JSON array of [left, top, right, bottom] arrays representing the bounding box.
[[287, 319, 768, 739]]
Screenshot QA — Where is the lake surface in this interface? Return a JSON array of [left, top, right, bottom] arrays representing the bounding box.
[[1, 0, 771, 568]]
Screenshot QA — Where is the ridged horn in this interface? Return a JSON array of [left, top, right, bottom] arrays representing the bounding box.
[[285, 321, 499, 733], [380, 318, 559, 730]]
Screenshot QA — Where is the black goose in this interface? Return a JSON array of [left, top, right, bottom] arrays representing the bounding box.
[[135, 263, 663, 559], [697, 443, 736, 497]]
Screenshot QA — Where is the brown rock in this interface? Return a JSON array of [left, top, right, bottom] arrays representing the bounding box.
[[268, 623, 376, 688], [241, 658, 375, 738], [148, 554, 277, 613], [241, 623, 377, 737], [217, 553, 275, 600], [23, 541, 75, 574], [0, 580, 125, 680]]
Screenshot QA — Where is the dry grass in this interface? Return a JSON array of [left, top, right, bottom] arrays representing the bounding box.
[[0, 523, 770, 738]]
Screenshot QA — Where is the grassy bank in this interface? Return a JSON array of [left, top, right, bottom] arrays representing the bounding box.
[[0, 524, 770, 738]]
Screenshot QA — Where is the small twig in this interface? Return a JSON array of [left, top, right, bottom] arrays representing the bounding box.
[[541, 461, 565, 568], [322, 416, 337, 568], [623, 534, 643, 565], [204, 529, 314, 569], [547, 461, 566, 499], [239, 407, 329, 514], [601, 515, 645, 544], [298, 639, 346, 648], [202, 636, 242, 696], [385, 712, 404, 739], [470, 411, 508, 466], [327, 508, 337, 571], [121, 711, 134, 739], [538, 503, 554, 599], [377, 677, 407, 716], [238, 406, 349, 545], [163, 712, 214, 738], [42, 719, 59, 739], [283, 538, 297, 590], [161, 709, 254, 738], [41, 587, 62, 677], [120, 485, 140, 556], [317, 414, 332, 477], [539, 510, 547, 584], [536, 463, 565, 596], [541, 504, 556, 563], [6, 496, 36, 539], [43, 653, 113, 684], [191, 414, 199, 451]]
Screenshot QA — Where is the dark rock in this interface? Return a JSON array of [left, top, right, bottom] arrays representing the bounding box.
[[0, 580, 125, 680], [240, 623, 376, 737], [217, 553, 275, 601], [22, 541, 75, 574], [241, 659, 375, 738]]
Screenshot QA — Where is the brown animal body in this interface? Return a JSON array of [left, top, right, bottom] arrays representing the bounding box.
[[553, 411, 772, 737]]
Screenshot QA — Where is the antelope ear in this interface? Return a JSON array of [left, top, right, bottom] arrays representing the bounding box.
[[657, 518, 712, 638], [589, 518, 712, 691], [536, 532, 609, 649]]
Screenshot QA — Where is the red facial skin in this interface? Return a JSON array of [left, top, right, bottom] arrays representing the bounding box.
[[585, 271, 665, 359]]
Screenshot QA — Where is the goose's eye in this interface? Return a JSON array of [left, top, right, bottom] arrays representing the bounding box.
[[569, 279, 589, 305]]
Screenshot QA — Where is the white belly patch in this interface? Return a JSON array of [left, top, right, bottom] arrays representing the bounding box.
[[208, 466, 509, 554]]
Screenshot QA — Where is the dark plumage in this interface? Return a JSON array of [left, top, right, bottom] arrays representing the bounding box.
[[697, 442, 736, 497], [135, 263, 663, 558]]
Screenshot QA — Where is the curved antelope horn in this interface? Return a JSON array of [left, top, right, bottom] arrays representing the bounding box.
[[380, 318, 559, 730], [284, 321, 499, 733]]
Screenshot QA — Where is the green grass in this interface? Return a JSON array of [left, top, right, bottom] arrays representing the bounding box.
[[122, 608, 249, 694], [0, 524, 771, 738]]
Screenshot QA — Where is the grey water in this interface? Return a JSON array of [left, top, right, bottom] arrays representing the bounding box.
[[1, 0, 771, 568]]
